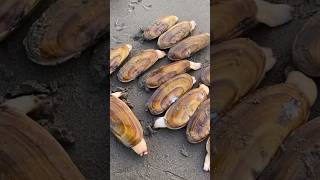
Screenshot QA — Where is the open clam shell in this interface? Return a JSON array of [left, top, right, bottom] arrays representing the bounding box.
[[110, 44, 132, 74], [0, 95, 85, 179], [147, 73, 196, 115], [118, 49, 166, 82], [24, 0, 108, 65], [212, 38, 276, 118], [143, 15, 178, 40], [212, 71, 316, 180], [168, 33, 210, 60], [258, 116, 320, 180], [186, 98, 210, 143], [0, 0, 41, 41], [154, 84, 209, 129], [200, 66, 210, 86], [110, 92, 148, 156], [293, 12, 320, 77], [157, 20, 196, 49], [212, 0, 293, 43], [143, 60, 201, 89]]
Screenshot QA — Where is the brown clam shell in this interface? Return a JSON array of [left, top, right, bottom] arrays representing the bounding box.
[[143, 15, 178, 40], [147, 73, 195, 115], [110, 95, 144, 149], [168, 33, 210, 60], [186, 98, 210, 143], [259, 117, 320, 180], [200, 66, 210, 86], [212, 83, 310, 180], [293, 12, 320, 77], [110, 44, 132, 74], [0, 0, 41, 41], [118, 49, 166, 82], [157, 21, 196, 49], [0, 96, 85, 180], [157, 84, 209, 129], [212, 38, 269, 117], [24, 0, 108, 65], [143, 60, 201, 88], [211, 0, 257, 43]]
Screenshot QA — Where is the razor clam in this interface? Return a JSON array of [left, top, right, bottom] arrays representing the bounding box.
[[110, 92, 148, 156], [143, 60, 201, 89], [293, 12, 320, 77], [200, 66, 210, 86], [186, 98, 210, 143], [24, 0, 108, 65], [118, 49, 166, 82], [154, 84, 209, 129], [0, 95, 85, 180], [110, 44, 132, 74], [212, 71, 317, 180], [203, 138, 210, 172], [143, 15, 178, 40], [259, 116, 320, 180], [212, 38, 276, 118], [168, 33, 210, 60], [0, 0, 41, 41], [157, 21, 196, 49], [147, 73, 196, 115], [212, 0, 293, 43]]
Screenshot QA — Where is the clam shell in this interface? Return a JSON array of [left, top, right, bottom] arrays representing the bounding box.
[[143, 15, 178, 40], [212, 83, 310, 180], [24, 0, 108, 65], [0, 96, 85, 179], [258, 117, 320, 180], [186, 98, 210, 143], [203, 137, 210, 171], [200, 66, 210, 86], [110, 94, 147, 156], [211, 0, 257, 43], [118, 49, 166, 82], [212, 38, 271, 117], [155, 84, 209, 129], [293, 12, 320, 77], [0, 0, 40, 41], [157, 21, 196, 49], [168, 33, 210, 60], [110, 44, 132, 74], [143, 60, 201, 88], [147, 73, 195, 115]]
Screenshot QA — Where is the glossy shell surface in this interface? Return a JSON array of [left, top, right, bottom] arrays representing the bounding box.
[[212, 83, 310, 180], [147, 73, 195, 115], [110, 44, 131, 74], [143, 15, 178, 40], [168, 33, 210, 60], [186, 98, 210, 143]]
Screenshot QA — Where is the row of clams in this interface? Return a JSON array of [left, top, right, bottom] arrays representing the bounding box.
[[110, 15, 211, 171], [211, 0, 320, 179]]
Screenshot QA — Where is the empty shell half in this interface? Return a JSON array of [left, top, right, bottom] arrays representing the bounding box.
[[0, 0, 41, 41], [118, 49, 166, 82], [200, 66, 210, 86], [258, 117, 320, 180], [186, 98, 210, 143], [147, 73, 196, 115], [143, 15, 179, 40], [293, 12, 320, 77], [168, 33, 210, 60], [212, 38, 276, 118], [110, 44, 132, 74], [24, 0, 108, 65], [142, 60, 201, 89], [212, 71, 316, 180], [203, 138, 210, 172], [154, 84, 209, 129], [110, 92, 148, 156], [157, 20, 196, 49], [212, 0, 293, 43]]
